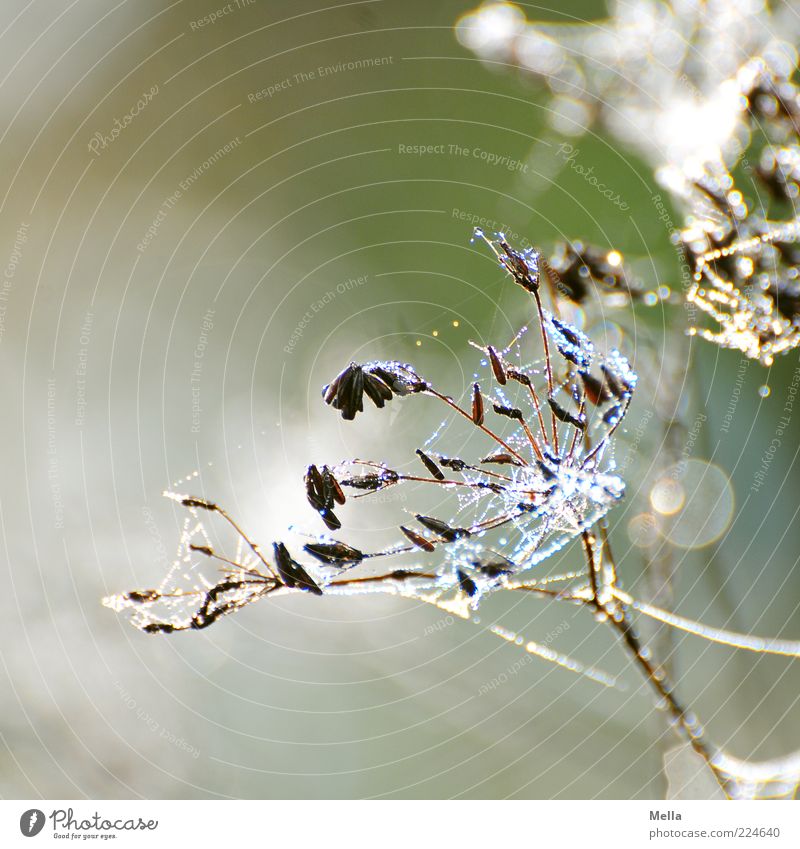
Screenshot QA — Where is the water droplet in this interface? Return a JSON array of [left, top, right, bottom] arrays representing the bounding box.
[[650, 477, 685, 515], [758, 384, 770, 398]]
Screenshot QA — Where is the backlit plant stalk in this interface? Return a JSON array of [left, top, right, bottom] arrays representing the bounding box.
[[105, 232, 800, 799]]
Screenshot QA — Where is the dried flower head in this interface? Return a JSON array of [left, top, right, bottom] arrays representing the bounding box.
[[456, 2, 800, 365], [673, 61, 800, 365], [312, 231, 636, 614], [103, 223, 800, 800]]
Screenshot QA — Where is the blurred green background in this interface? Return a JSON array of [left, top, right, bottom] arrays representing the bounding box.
[[1, 0, 798, 799]]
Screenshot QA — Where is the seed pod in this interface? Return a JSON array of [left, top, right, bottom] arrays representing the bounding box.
[[340, 469, 400, 491], [368, 362, 427, 395], [181, 497, 217, 511], [303, 542, 363, 565], [362, 371, 394, 409], [548, 397, 585, 429], [475, 557, 514, 579], [415, 515, 471, 542], [497, 238, 540, 293], [476, 481, 505, 494], [487, 346, 507, 384], [471, 382, 484, 425], [481, 452, 523, 466], [400, 525, 435, 552], [416, 449, 445, 480], [438, 456, 467, 471], [493, 403, 524, 421], [579, 371, 613, 405], [322, 363, 366, 420], [549, 317, 593, 370], [189, 544, 214, 557], [551, 317, 581, 348], [305, 464, 326, 511], [506, 368, 532, 387], [603, 404, 623, 426], [322, 465, 346, 506], [600, 363, 628, 400], [125, 590, 161, 603], [457, 569, 478, 597], [319, 509, 341, 532], [339, 365, 364, 420], [144, 622, 175, 634], [273, 542, 323, 595], [535, 459, 557, 481]]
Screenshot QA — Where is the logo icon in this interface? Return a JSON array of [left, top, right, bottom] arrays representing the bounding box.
[[19, 809, 45, 837]]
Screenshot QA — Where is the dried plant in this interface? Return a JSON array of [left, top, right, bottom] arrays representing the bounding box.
[[98, 0, 800, 802], [457, 0, 800, 364], [104, 232, 800, 799]]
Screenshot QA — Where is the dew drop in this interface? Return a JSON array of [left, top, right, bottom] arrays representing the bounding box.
[[758, 384, 770, 398]]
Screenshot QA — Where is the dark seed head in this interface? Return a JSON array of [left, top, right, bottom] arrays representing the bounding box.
[[126, 590, 161, 603], [548, 397, 586, 429], [481, 452, 522, 466], [506, 368, 532, 387], [273, 542, 323, 595], [496, 237, 540, 293], [599, 363, 629, 400], [416, 449, 445, 480], [303, 541, 363, 565], [143, 622, 175, 634], [181, 497, 217, 511], [322, 465, 346, 505], [415, 514, 471, 542], [475, 556, 514, 579], [457, 569, 478, 597], [340, 469, 399, 491], [471, 382, 484, 425], [438, 456, 468, 472], [487, 346, 507, 384], [400, 525, 436, 552], [493, 403, 524, 421], [579, 371, 613, 405]]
